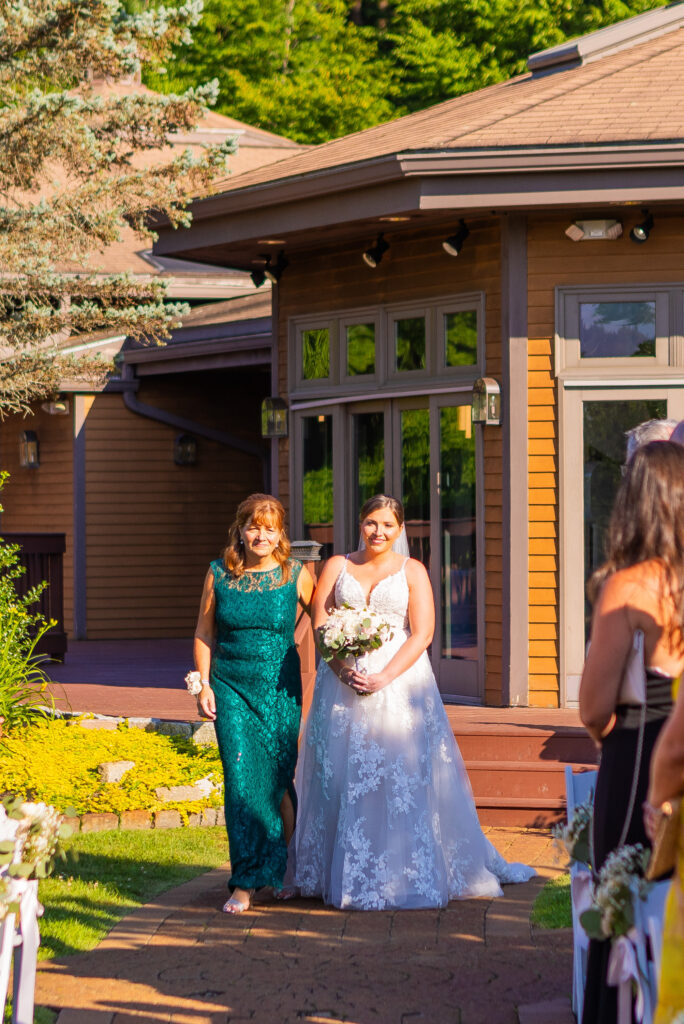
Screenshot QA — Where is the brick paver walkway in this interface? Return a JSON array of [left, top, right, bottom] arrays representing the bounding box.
[[35, 829, 573, 1024]]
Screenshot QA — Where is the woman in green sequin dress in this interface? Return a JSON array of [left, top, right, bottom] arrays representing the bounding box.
[[194, 494, 314, 914]]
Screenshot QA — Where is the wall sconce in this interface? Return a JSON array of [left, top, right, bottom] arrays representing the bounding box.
[[565, 219, 622, 241], [264, 251, 288, 283], [41, 398, 70, 415], [261, 397, 288, 438], [471, 378, 501, 426], [362, 234, 389, 268], [19, 430, 40, 468], [174, 433, 197, 466], [442, 220, 470, 256], [630, 212, 654, 244]]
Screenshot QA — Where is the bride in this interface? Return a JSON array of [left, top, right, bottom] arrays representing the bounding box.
[[288, 493, 534, 910]]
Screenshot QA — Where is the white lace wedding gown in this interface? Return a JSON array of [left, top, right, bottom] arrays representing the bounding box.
[[289, 558, 535, 910]]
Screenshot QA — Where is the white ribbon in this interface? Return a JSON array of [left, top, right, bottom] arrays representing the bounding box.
[[0, 913, 16, 1024], [571, 869, 594, 947], [12, 880, 41, 1024], [607, 931, 645, 1024]]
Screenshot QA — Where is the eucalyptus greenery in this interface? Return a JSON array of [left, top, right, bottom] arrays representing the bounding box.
[[0, 473, 56, 731], [0, 0, 236, 415]]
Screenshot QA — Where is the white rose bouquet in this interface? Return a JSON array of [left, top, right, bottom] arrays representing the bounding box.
[[552, 794, 593, 867], [318, 606, 394, 669], [580, 843, 650, 940]]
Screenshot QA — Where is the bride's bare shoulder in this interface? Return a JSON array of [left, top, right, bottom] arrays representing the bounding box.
[[404, 557, 430, 584], [319, 554, 347, 577]]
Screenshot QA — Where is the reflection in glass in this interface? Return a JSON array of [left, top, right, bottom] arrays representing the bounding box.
[[579, 302, 656, 358], [395, 318, 426, 372], [302, 328, 330, 379], [347, 324, 375, 376], [440, 406, 477, 659], [400, 408, 430, 566], [302, 415, 334, 559], [352, 412, 384, 516], [583, 398, 666, 639], [445, 311, 478, 367]]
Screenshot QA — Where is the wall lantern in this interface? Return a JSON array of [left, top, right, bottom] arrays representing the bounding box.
[[471, 378, 501, 426], [19, 430, 40, 468], [41, 398, 70, 416], [261, 397, 289, 438], [174, 433, 197, 466]]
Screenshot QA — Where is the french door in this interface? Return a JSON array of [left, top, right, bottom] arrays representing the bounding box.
[[297, 392, 483, 702], [560, 384, 684, 705]]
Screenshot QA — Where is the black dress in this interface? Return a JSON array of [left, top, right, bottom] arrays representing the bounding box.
[[581, 672, 674, 1024]]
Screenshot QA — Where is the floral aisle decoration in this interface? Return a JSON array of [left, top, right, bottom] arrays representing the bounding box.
[[580, 844, 650, 941], [0, 794, 73, 1023], [317, 606, 394, 676], [552, 794, 593, 868]]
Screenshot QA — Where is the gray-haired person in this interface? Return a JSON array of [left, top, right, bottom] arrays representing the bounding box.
[[625, 418, 677, 462]]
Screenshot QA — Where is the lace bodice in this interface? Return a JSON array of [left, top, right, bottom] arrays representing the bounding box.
[[334, 558, 410, 630]]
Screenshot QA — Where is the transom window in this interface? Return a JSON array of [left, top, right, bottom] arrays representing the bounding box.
[[292, 294, 484, 397]]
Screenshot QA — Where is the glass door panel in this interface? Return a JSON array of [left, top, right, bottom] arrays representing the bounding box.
[[439, 405, 477, 662], [302, 414, 334, 560], [352, 411, 385, 515], [582, 398, 666, 641], [399, 407, 430, 566]]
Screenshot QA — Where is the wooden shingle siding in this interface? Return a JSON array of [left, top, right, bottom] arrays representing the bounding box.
[[277, 220, 505, 703], [0, 408, 75, 635], [84, 370, 267, 638]]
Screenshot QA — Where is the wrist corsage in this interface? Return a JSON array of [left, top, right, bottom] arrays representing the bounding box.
[[184, 670, 206, 696]]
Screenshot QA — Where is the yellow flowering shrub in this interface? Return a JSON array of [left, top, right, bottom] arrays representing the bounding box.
[[0, 719, 224, 816]]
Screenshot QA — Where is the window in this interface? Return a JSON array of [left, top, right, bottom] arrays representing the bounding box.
[[444, 310, 478, 367], [301, 414, 334, 559], [346, 323, 375, 376], [395, 317, 426, 372], [302, 328, 330, 380], [579, 302, 656, 359]]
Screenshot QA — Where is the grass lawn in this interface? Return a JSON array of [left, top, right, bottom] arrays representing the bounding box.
[[530, 872, 572, 929], [3, 828, 229, 1024]]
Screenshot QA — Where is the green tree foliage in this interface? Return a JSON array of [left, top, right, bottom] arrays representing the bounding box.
[[144, 0, 665, 142], [0, 0, 235, 415]]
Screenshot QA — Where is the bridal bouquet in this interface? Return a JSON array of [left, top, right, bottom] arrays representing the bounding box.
[[580, 843, 650, 940], [552, 794, 593, 867], [318, 606, 394, 666]]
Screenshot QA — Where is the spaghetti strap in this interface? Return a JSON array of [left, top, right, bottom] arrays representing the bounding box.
[[402, 556, 410, 569]]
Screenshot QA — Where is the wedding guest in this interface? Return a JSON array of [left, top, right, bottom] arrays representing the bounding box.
[[193, 494, 314, 913], [625, 418, 677, 462], [580, 442, 684, 1024], [645, 679, 684, 1023], [287, 494, 534, 910]]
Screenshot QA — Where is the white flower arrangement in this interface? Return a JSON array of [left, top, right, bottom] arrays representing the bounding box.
[[0, 874, 21, 921], [184, 670, 204, 696], [552, 794, 593, 867], [0, 794, 72, 881], [580, 843, 650, 941], [318, 606, 394, 666]]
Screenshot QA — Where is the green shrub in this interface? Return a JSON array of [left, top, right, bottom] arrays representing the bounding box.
[[0, 472, 55, 732], [0, 718, 224, 816]]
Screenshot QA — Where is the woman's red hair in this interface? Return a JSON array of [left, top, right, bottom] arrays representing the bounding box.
[[223, 493, 291, 583]]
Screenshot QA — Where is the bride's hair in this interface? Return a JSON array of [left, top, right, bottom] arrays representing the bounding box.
[[359, 494, 405, 526], [223, 493, 291, 583]]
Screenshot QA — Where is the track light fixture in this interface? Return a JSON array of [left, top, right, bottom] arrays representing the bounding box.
[[362, 234, 389, 268], [250, 269, 266, 288], [442, 220, 470, 256], [630, 212, 654, 244], [264, 251, 288, 283]]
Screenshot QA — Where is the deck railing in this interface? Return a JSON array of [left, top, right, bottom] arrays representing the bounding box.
[[1, 532, 67, 660]]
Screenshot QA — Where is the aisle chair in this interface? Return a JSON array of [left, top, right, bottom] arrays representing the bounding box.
[[632, 878, 671, 1024], [564, 766, 598, 1023]]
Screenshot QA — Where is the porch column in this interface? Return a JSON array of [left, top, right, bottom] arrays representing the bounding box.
[[72, 395, 92, 640], [500, 215, 529, 706]]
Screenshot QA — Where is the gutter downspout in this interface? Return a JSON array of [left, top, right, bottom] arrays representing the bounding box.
[[121, 366, 269, 489]]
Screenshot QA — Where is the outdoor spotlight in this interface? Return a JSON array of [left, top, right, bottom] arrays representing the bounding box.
[[630, 212, 654, 244], [362, 234, 389, 268], [442, 220, 470, 256], [264, 251, 288, 283], [250, 269, 266, 288]]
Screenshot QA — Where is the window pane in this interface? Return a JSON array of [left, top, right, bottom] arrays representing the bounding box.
[[352, 412, 384, 517], [400, 408, 430, 566], [583, 398, 666, 641], [445, 311, 478, 367], [579, 302, 656, 358], [302, 415, 333, 560], [347, 323, 375, 376], [395, 317, 426, 372], [440, 406, 477, 659], [302, 328, 330, 379]]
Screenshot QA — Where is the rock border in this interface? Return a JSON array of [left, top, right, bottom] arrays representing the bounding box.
[[45, 707, 217, 745]]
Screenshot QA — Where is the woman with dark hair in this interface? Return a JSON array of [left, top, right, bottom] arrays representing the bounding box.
[[287, 494, 533, 910], [194, 493, 314, 913], [580, 441, 684, 1024]]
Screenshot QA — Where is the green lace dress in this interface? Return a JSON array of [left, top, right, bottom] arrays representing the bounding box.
[[209, 557, 303, 892]]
